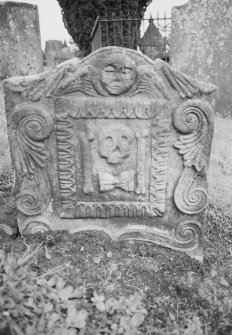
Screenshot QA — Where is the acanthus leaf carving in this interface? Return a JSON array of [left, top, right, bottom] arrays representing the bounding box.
[[173, 100, 214, 214], [17, 170, 51, 216]]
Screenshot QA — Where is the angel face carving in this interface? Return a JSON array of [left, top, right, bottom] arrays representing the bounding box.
[[100, 54, 136, 95], [98, 124, 134, 165]]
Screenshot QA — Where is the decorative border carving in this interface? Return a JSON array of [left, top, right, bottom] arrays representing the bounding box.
[[55, 98, 171, 219], [173, 100, 214, 214], [151, 107, 171, 214], [56, 112, 76, 215], [9, 103, 54, 216]]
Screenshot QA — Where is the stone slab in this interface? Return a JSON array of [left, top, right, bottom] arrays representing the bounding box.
[[171, 0, 232, 118], [3, 47, 216, 260]]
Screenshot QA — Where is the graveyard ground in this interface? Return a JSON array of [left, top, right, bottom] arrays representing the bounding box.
[[0, 171, 232, 335]]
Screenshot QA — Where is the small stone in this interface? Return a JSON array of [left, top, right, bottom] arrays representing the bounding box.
[[106, 251, 112, 258]]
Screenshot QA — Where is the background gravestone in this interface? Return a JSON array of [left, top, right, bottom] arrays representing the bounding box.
[[3, 47, 216, 260], [0, 1, 43, 172], [171, 0, 232, 119], [44, 40, 75, 68], [171, 0, 232, 216]]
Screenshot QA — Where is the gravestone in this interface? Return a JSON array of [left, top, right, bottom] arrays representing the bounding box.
[[0, 1, 43, 79], [44, 40, 75, 68], [45, 40, 64, 68], [3, 47, 216, 260], [0, 1, 43, 172], [171, 0, 232, 118]]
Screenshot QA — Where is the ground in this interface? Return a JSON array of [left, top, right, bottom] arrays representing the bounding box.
[[1, 171, 232, 335]]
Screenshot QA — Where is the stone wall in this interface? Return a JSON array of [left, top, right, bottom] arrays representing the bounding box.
[[171, 0, 232, 118]]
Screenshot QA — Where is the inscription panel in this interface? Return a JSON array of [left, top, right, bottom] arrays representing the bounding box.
[[55, 97, 171, 219]]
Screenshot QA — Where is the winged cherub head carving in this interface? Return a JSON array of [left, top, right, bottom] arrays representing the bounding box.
[[100, 54, 137, 95]]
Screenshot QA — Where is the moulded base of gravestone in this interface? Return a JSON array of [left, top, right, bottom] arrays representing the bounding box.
[[17, 210, 204, 262]]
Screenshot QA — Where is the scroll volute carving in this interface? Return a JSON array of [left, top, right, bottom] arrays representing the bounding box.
[[173, 100, 214, 214], [9, 103, 54, 215]]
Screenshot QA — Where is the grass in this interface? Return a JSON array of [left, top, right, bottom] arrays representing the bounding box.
[[0, 172, 232, 334]]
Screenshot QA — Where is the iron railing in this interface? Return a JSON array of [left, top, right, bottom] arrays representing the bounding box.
[[91, 14, 171, 62]]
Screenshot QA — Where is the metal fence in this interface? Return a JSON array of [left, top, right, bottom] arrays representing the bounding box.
[[91, 14, 171, 62]]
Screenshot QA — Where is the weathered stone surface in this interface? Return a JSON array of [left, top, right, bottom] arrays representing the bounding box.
[[3, 47, 216, 260], [171, 0, 232, 118], [0, 81, 11, 172], [0, 1, 43, 79]]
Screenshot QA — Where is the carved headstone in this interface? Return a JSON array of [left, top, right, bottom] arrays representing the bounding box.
[[3, 47, 216, 260]]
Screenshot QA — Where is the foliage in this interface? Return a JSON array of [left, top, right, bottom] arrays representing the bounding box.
[[56, 0, 152, 55], [0, 246, 148, 335]]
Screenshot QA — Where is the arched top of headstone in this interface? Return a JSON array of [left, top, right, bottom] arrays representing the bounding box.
[[0, 1, 37, 8], [3, 46, 216, 102]]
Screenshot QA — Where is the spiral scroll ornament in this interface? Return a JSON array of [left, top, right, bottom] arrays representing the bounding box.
[[10, 103, 54, 178], [174, 167, 208, 214], [173, 100, 214, 214], [174, 219, 202, 251]]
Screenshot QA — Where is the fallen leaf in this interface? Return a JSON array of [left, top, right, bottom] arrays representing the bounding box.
[[73, 286, 86, 299], [91, 292, 106, 311], [44, 302, 53, 313], [0, 249, 6, 260], [47, 313, 60, 329], [130, 312, 145, 327], [220, 277, 230, 287], [59, 286, 74, 301], [45, 249, 52, 260], [47, 277, 56, 288], [95, 301, 106, 312], [56, 277, 66, 291], [106, 251, 112, 258], [169, 312, 175, 321], [210, 269, 217, 278], [66, 307, 88, 329]]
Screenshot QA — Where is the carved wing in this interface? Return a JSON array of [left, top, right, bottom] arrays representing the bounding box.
[[3, 58, 81, 101], [54, 65, 102, 97], [153, 59, 216, 100]]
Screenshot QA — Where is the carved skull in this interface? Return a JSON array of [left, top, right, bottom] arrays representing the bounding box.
[[98, 124, 134, 165]]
